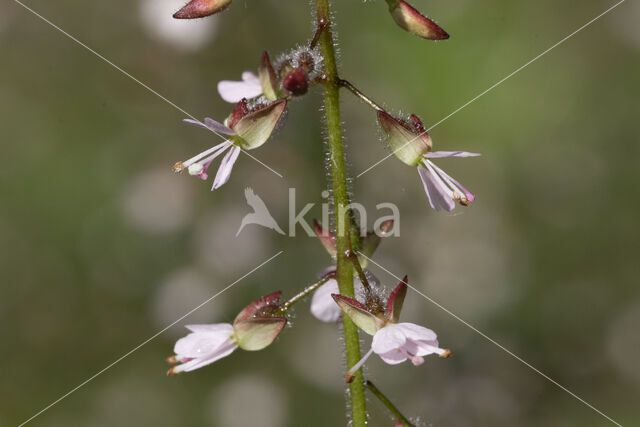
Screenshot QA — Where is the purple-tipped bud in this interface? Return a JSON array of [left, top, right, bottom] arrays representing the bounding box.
[[173, 0, 232, 19], [387, 0, 449, 40], [259, 51, 279, 101], [313, 219, 337, 257], [282, 68, 309, 97], [377, 111, 432, 166]]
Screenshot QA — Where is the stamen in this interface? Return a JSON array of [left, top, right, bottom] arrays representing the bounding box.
[[345, 347, 374, 383]]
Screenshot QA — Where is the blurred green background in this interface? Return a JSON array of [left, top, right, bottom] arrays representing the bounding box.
[[1, 0, 639, 425]]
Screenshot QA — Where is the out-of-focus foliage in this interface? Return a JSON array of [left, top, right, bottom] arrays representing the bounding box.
[[1, 0, 639, 425]]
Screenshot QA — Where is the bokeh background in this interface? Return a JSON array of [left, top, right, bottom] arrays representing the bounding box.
[[2, 0, 639, 425]]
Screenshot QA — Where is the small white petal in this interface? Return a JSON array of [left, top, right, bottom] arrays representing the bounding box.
[[371, 324, 407, 355], [174, 341, 238, 372], [394, 322, 437, 342], [424, 151, 481, 158], [310, 279, 341, 323], [376, 349, 409, 365], [418, 164, 455, 211], [204, 117, 235, 135], [174, 330, 234, 358], [217, 72, 263, 103], [212, 145, 241, 190]]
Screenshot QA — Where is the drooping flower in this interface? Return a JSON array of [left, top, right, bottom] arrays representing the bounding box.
[[167, 291, 287, 375], [332, 276, 450, 380], [418, 151, 480, 211], [167, 323, 238, 374], [173, 98, 287, 190], [378, 111, 480, 211]]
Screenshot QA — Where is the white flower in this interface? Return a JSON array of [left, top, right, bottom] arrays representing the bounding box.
[[173, 117, 241, 190], [371, 322, 448, 365], [173, 99, 287, 191], [217, 71, 263, 103], [167, 323, 237, 374], [418, 151, 481, 211]]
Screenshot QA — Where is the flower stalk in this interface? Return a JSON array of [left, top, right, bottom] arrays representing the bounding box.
[[277, 272, 335, 314], [365, 380, 415, 427], [315, 0, 368, 425]]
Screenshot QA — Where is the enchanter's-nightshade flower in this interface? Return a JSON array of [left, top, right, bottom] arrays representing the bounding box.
[[332, 277, 450, 380], [385, 0, 449, 40], [378, 111, 480, 211], [173, 98, 287, 190], [167, 291, 287, 375], [173, 0, 232, 19]]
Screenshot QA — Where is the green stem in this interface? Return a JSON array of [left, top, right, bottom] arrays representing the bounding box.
[[315, 1, 368, 425], [365, 380, 415, 427]]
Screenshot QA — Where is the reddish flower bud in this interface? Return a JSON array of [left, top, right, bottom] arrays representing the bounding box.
[[387, 0, 449, 40], [282, 68, 309, 97], [173, 0, 232, 19]]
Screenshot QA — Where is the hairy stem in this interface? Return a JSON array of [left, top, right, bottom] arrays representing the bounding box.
[[365, 380, 415, 427], [278, 273, 334, 314], [315, 1, 368, 425]]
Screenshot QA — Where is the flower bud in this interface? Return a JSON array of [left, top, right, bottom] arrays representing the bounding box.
[[258, 52, 279, 101], [233, 291, 287, 351], [173, 0, 232, 19], [377, 111, 432, 166], [282, 68, 309, 96], [360, 219, 395, 262], [231, 99, 287, 150], [387, 0, 449, 40], [313, 219, 337, 257]]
